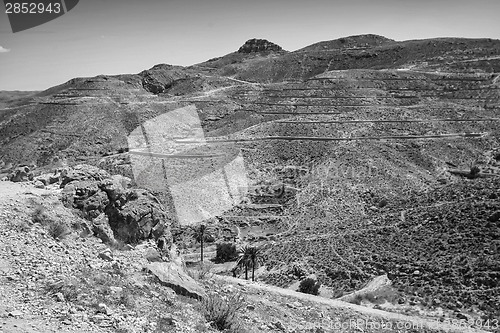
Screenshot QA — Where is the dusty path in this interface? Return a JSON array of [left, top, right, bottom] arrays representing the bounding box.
[[214, 275, 490, 333]]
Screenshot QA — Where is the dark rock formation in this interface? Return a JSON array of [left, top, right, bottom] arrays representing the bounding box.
[[104, 189, 172, 244], [60, 165, 173, 246], [9, 166, 33, 182], [238, 38, 283, 53]]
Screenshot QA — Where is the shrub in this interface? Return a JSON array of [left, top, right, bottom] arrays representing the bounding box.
[[299, 277, 321, 295], [200, 292, 245, 331], [377, 198, 388, 208], [47, 221, 69, 240], [188, 262, 214, 281], [469, 165, 481, 179], [215, 242, 238, 263], [32, 204, 50, 224]]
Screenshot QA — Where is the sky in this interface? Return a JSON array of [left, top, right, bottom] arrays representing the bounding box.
[[0, 0, 500, 91]]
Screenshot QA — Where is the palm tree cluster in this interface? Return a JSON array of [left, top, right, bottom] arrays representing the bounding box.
[[235, 245, 264, 281]]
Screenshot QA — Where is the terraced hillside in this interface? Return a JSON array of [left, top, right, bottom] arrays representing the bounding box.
[[1, 34, 499, 324]]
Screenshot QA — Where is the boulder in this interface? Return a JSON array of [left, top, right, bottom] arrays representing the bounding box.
[[145, 248, 163, 262], [35, 173, 61, 186], [92, 214, 116, 244], [62, 180, 109, 219], [99, 175, 130, 202], [9, 166, 33, 182], [105, 189, 172, 244], [34, 180, 45, 189], [146, 262, 205, 299]]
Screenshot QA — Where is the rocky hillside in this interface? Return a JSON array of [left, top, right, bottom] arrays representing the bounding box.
[[1, 34, 500, 330]]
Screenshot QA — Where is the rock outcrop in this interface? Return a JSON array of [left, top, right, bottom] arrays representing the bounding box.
[[146, 262, 206, 299], [60, 164, 110, 188], [60, 165, 173, 246], [104, 189, 171, 244], [237, 38, 283, 53]]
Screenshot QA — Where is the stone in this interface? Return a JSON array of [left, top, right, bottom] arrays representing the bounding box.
[[274, 321, 285, 331], [9, 166, 33, 182], [109, 286, 123, 294], [221, 285, 234, 293], [146, 262, 206, 300], [99, 175, 130, 201], [145, 248, 163, 262], [286, 301, 302, 309], [92, 214, 116, 244], [34, 180, 45, 189], [35, 173, 61, 186], [55, 292, 65, 302], [97, 303, 111, 316], [8, 310, 23, 317], [98, 250, 113, 262]]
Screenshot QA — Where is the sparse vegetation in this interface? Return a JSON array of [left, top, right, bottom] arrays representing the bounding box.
[[47, 220, 69, 240], [298, 277, 321, 295], [468, 164, 481, 178], [188, 262, 215, 281], [32, 204, 50, 224], [200, 292, 245, 332], [32, 204, 70, 239]]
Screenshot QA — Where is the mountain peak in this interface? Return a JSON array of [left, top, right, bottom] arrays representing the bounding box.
[[237, 38, 283, 53]]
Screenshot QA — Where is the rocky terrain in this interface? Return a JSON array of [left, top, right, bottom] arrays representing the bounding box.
[[0, 34, 499, 332]]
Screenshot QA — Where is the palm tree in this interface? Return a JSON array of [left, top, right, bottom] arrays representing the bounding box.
[[236, 245, 252, 280], [247, 246, 264, 282], [236, 245, 264, 281], [194, 224, 207, 262]]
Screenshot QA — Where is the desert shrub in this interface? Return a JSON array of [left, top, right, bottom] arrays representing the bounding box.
[[32, 204, 50, 224], [45, 278, 80, 302], [188, 262, 215, 281], [469, 165, 481, 178], [200, 292, 245, 331], [12, 219, 32, 232], [215, 242, 238, 263], [350, 294, 362, 305], [331, 289, 345, 298], [119, 291, 136, 309], [299, 277, 321, 295], [289, 263, 307, 278], [377, 198, 388, 208], [47, 221, 69, 240]]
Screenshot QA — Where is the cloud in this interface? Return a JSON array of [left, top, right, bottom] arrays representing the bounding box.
[[0, 46, 10, 53]]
